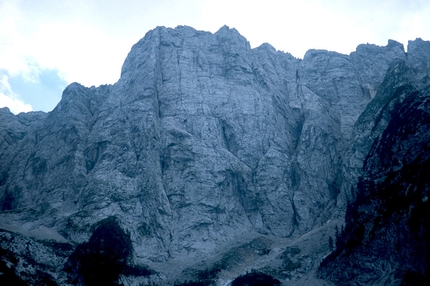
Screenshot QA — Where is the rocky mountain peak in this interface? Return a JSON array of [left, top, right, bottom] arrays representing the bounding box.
[[1, 26, 429, 285], [215, 24, 250, 47]]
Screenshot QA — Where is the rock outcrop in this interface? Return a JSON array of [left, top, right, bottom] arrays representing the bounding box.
[[1, 25, 429, 284], [318, 49, 430, 285]]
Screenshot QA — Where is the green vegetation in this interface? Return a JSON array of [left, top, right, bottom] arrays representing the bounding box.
[[67, 217, 133, 285], [328, 236, 334, 252], [0, 247, 27, 286], [281, 246, 301, 257], [0, 246, 57, 285], [279, 246, 301, 272], [173, 267, 220, 286], [174, 280, 209, 286], [231, 271, 281, 286], [281, 257, 301, 272]]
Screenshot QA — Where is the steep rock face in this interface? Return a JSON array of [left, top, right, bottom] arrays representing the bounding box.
[[318, 63, 430, 285], [0, 26, 428, 283], [339, 39, 430, 209]]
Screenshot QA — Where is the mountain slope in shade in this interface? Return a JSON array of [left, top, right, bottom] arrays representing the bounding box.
[[318, 60, 430, 285]]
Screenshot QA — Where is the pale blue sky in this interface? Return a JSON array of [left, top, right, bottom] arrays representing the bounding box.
[[1, 0, 429, 113]]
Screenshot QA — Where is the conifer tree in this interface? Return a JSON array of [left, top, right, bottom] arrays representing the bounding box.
[[328, 236, 334, 252]]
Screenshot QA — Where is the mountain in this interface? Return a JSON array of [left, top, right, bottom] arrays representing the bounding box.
[[0, 26, 429, 285], [318, 53, 430, 284]]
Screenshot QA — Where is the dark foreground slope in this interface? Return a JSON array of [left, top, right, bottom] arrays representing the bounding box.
[[318, 62, 430, 285], [1, 26, 430, 284]]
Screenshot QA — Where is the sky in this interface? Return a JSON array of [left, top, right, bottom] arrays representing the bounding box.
[[1, 0, 429, 114]]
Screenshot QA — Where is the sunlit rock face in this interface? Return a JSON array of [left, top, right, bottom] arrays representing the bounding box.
[[1, 25, 428, 284]]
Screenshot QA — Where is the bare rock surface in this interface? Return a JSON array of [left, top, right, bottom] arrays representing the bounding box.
[[318, 57, 430, 285], [1, 26, 429, 284]]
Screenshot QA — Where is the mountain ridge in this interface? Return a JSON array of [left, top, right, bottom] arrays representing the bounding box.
[[1, 25, 429, 285]]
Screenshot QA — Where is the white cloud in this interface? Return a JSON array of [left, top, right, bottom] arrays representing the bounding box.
[[0, 93, 33, 114], [0, 0, 210, 88], [198, 0, 364, 57], [1, 1, 115, 86], [0, 73, 32, 114], [1, 0, 430, 114], [395, 3, 430, 50], [197, 0, 430, 57]]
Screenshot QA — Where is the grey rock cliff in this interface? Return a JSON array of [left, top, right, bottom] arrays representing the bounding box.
[[318, 61, 430, 285], [1, 26, 428, 284]]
